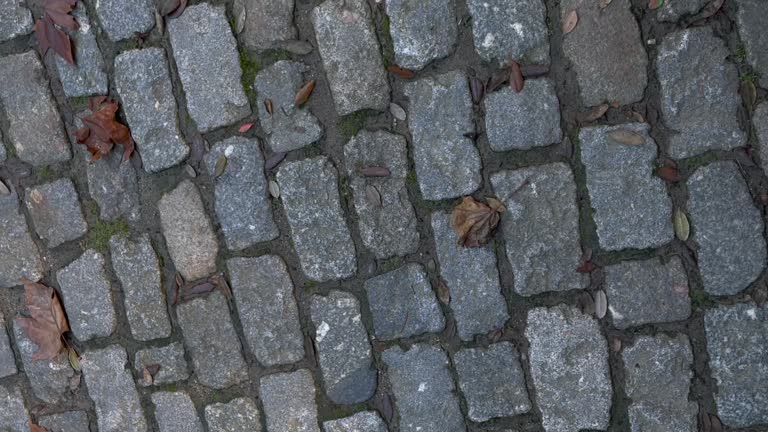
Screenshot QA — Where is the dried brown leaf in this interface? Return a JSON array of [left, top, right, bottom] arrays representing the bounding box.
[[387, 65, 416, 80], [450, 196, 506, 248], [76, 98, 135, 161], [214, 155, 228, 178], [67, 345, 80, 371], [607, 130, 645, 145], [238, 122, 254, 133], [294, 80, 316, 106], [376, 392, 395, 424], [436, 277, 451, 304], [15, 280, 70, 361], [709, 414, 723, 432], [563, 10, 578, 34], [578, 103, 609, 123], [599, 0, 613, 8], [611, 337, 622, 352], [361, 166, 391, 177], [576, 260, 599, 273], [509, 60, 524, 93], [657, 164, 680, 182], [168, 0, 188, 18], [649, 0, 663, 9], [469, 76, 485, 104], [35, 16, 75, 65], [30, 423, 50, 432], [265, 99, 274, 115], [211, 274, 232, 299]]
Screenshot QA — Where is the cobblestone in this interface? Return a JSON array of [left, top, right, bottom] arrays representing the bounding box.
[[656, 0, 707, 21], [54, 4, 107, 98], [0, 0, 32, 42], [323, 412, 387, 432], [756, 103, 768, 175], [687, 161, 766, 295], [134, 343, 189, 387], [37, 411, 90, 432], [94, 0, 154, 42], [56, 250, 116, 340], [0, 131, 5, 161], [260, 370, 320, 432], [12, 321, 73, 404], [86, 151, 140, 222], [25, 179, 87, 248], [226, 255, 304, 366], [114, 48, 189, 173], [405, 71, 481, 200], [0, 384, 29, 432], [0, 187, 43, 288], [241, 0, 297, 51], [344, 130, 419, 258], [0, 52, 70, 166], [467, 0, 550, 65], [205, 397, 261, 432], [0, 314, 15, 378], [277, 157, 357, 281], [386, 0, 457, 70], [491, 163, 586, 296], [735, 0, 768, 88], [152, 391, 204, 432]]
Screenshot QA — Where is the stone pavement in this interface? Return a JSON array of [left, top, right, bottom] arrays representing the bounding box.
[[0, 0, 767, 431]]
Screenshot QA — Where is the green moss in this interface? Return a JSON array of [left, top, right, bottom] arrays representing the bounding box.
[[86, 219, 130, 253], [338, 111, 370, 141], [69, 95, 90, 110], [690, 290, 706, 309], [304, 281, 317, 288], [261, 49, 292, 65], [86, 200, 100, 218], [339, 175, 352, 200], [735, 44, 748, 64], [741, 71, 760, 83], [37, 166, 55, 183], [239, 47, 261, 103], [379, 256, 403, 273], [406, 170, 418, 188]]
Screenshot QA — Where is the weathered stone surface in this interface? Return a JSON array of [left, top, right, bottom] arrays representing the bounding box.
[[0, 132, 5, 161], [622, 335, 698, 432], [687, 161, 766, 295], [432, 212, 508, 339], [526, 305, 612, 432], [0, 186, 43, 288], [491, 163, 586, 296], [756, 103, 768, 175], [86, 151, 140, 222], [13, 321, 73, 403], [0, 314, 16, 377], [226, 256, 304, 366], [467, 0, 550, 65], [152, 392, 203, 432], [254, 61, 323, 153], [365, 264, 444, 340], [176, 292, 248, 389], [310, 291, 376, 404], [382, 344, 464, 432], [605, 257, 690, 329], [277, 157, 357, 281], [0, 52, 70, 166], [454, 342, 531, 422], [323, 412, 387, 432], [735, 0, 768, 88], [0, 0, 32, 42], [205, 137, 278, 250], [110, 235, 170, 341], [169, 4, 250, 132], [561, 0, 647, 106], [344, 130, 419, 258], [311, 0, 390, 115], [37, 411, 90, 432], [25, 179, 87, 248], [657, 28, 746, 158], [95, 0, 154, 41], [386, 0, 457, 70], [57, 250, 116, 340], [134, 343, 189, 387], [260, 370, 320, 432], [0, 384, 29, 432], [484, 80, 561, 151], [158, 180, 218, 281], [241, 0, 297, 50], [82, 345, 147, 432], [55, 5, 107, 97], [405, 71, 481, 200], [705, 303, 768, 427], [656, 0, 707, 21], [205, 397, 261, 432], [114, 48, 189, 173], [580, 123, 674, 250]]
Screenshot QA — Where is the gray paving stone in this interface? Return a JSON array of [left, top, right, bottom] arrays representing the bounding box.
[[561, 0, 647, 106], [55, 5, 108, 97], [580, 123, 674, 250], [134, 342, 189, 387], [110, 235, 170, 341], [735, 0, 768, 88], [756, 103, 768, 175], [526, 305, 612, 432], [205, 137, 278, 250], [344, 130, 419, 258], [386, 0, 457, 70], [0, 384, 29, 432], [323, 412, 387, 432], [241, 0, 297, 51], [467, 0, 550, 65], [260, 370, 320, 432], [25, 179, 87, 248], [0, 131, 5, 161], [114, 48, 189, 173], [687, 161, 766, 295], [0, 186, 43, 288], [226, 255, 304, 366], [364, 263, 445, 340], [454, 342, 531, 422], [0, 52, 71, 166], [605, 257, 690, 329], [158, 180, 219, 281], [152, 391, 203, 432], [94, 0, 154, 42], [382, 344, 464, 432], [81, 345, 147, 432], [176, 291, 248, 389], [622, 335, 698, 432], [12, 321, 73, 404], [169, 4, 250, 132], [254, 61, 323, 153], [205, 397, 261, 432], [0, 314, 15, 378], [656, 0, 707, 21], [484, 80, 561, 151], [277, 157, 357, 282], [37, 411, 90, 432], [56, 250, 116, 340], [432, 212, 508, 339], [87, 151, 140, 222], [405, 71, 481, 200], [311, 0, 390, 115], [491, 163, 586, 296], [657, 28, 745, 159], [310, 291, 376, 404], [0, 0, 32, 42], [705, 303, 768, 427]]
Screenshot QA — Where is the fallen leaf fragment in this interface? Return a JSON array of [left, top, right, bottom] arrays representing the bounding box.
[[469, 76, 485, 104], [389, 103, 406, 121], [607, 130, 644, 146], [365, 185, 381, 207], [599, 0, 613, 9], [520, 64, 550, 78], [233, 0, 246, 34], [168, 0, 188, 18], [34, 15, 75, 65], [265, 152, 287, 170], [487, 68, 509, 93], [294, 80, 316, 106], [269, 180, 280, 198], [709, 414, 723, 432], [576, 260, 599, 273], [436, 277, 451, 304], [214, 155, 228, 178], [509, 60, 524, 93], [184, 164, 197, 178], [15, 279, 70, 361], [451, 196, 506, 248], [0, 179, 10, 196], [656, 164, 680, 182], [30, 423, 49, 432], [649, 0, 663, 9], [594, 290, 607, 318], [563, 10, 578, 34], [210, 274, 233, 299], [361, 166, 391, 177], [75, 97, 135, 161], [376, 392, 395, 424], [611, 337, 622, 352], [238, 122, 255, 133], [265, 99, 274, 115], [742, 80, 757, 109], [387, 65, 416, 80], [67, 345, 80, 371], [578, 103, 609, 123], [674, 209, 690, 241]]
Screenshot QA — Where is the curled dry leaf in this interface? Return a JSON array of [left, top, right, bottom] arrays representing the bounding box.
[[211, 274, 233, 299], [269, 180, 280, 198], [168, 0, 188, 18], [611, 337, 622, 352], [674, 209, 690, 241], [657, 164, 680, 182], [238, 122, 255, 133], [578, 103, 609, 123], [509, 60, 524, 93], [389, 102, 406, 121], [607, 130, 645, 146], [563, 10, 578, 34], [265, 99, 274, 115], [0, 179, 10, 196], [520, 64, 550, 78], [450, 196, 506, 248], [594, 290, 607, 319], [214, 155, 228, 178], [649, 0, 663, 9], [15, 279, 70, 361], [436, 277, 451, 304], [376, 392, 395, 424], [30, 423, 50, 432], [365, 185, 381, 207], [360, 166, 391, 177], [67, 345, 80, 371], [265, 152, 287, 170], [576, 260, 599, 273], [294, 80, 316, 107], [387, 65, 416, 80], [75, 97, 135, 162], [35, 15, 75, 65], [469, 76, 485, 104]]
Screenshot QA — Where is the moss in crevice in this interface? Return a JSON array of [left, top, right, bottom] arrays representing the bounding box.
[[338, 111, 371, 142], [378, 256, 403, 274], [86, 219, 130, 253], [238, 47, 261, 104]]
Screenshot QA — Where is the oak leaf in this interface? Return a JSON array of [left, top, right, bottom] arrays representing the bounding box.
[[451, 196, 506, 248], [75, 97, 135, 162], [15, 279, 70, 361]]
